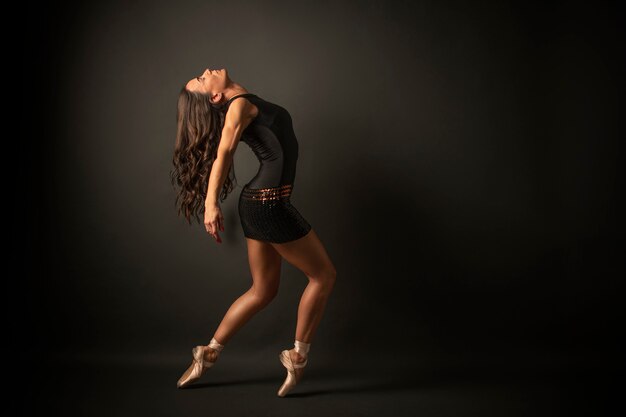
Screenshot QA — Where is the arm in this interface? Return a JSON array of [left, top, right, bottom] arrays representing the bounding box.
[[203, 97, 255, 243], [204, 125, 238, 208], [205, 98, 254, 207]]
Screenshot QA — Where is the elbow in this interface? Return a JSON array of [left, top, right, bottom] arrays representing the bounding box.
[[217, 148, 235, 162]]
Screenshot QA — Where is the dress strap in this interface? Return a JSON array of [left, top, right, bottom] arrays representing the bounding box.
[[226, 93, 255, 105]]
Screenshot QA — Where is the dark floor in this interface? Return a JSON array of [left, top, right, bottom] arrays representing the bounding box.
[[31, 349, 623, 417]]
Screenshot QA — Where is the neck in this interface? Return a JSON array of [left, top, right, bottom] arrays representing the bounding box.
[[222, 82, 248, 101]]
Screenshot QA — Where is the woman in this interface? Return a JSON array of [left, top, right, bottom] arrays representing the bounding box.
[[170, 68, 337, 397]]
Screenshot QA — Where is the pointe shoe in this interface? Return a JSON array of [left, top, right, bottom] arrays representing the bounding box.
[[176, 345, 219, 389], [277, 349, 308, 397]]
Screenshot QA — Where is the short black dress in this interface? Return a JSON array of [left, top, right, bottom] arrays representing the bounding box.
[[226, 93, 312, 243]]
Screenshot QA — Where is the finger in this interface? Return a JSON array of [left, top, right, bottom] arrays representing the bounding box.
[[215, 232, 222, 243]]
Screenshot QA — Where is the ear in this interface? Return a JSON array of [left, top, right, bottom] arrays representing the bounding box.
[[210, 92, 222, 105]]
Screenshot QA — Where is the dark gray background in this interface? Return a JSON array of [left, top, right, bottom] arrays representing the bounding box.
[[23, 0, 623, 415]]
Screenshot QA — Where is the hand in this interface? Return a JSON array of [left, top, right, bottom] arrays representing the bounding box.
[[204, 203, 225, 244]]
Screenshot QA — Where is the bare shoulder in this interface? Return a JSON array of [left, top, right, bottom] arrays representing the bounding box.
[[224, 96, 259, 130]]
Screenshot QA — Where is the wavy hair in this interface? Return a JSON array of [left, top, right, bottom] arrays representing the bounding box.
[[170, 85, 238, 224]]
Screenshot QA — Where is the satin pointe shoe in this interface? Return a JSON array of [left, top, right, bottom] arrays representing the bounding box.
[[177, 338, 224, 389], [277, 349, 308, 397]]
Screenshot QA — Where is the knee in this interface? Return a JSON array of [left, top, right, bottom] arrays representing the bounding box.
[[311, 264, 337, 290], [251, 287, 279, 308]]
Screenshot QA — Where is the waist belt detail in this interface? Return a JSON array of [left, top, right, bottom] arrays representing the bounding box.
[[241, 184, 293, 201]]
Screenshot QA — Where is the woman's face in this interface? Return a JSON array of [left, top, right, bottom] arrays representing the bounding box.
[[185, 68, 228, 99]]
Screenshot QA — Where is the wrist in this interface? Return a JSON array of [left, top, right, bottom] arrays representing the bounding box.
[[205, 200, 219, 208]]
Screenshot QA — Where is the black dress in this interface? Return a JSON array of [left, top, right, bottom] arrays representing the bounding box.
[[226, 93, 312, 243]]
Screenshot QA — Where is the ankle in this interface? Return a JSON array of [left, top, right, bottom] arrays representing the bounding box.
[[290, 348, 306, 362], [293, 340, 310, 361], [206, 337, 225, 353]]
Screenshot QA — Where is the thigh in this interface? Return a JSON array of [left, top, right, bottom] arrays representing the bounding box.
[[269, 229, 335, 279], [246, 237, 282, 293]]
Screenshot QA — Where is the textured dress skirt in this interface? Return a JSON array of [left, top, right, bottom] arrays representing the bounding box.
[[238, 183, 312, 243]]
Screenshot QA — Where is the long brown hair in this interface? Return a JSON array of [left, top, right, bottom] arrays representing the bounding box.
[[170, 85, 238, 224]]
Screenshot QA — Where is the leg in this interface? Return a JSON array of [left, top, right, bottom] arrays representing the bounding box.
[[205, 237, 282, 361], [177, 237, 281, 388], [270, 228, 337, 362]]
